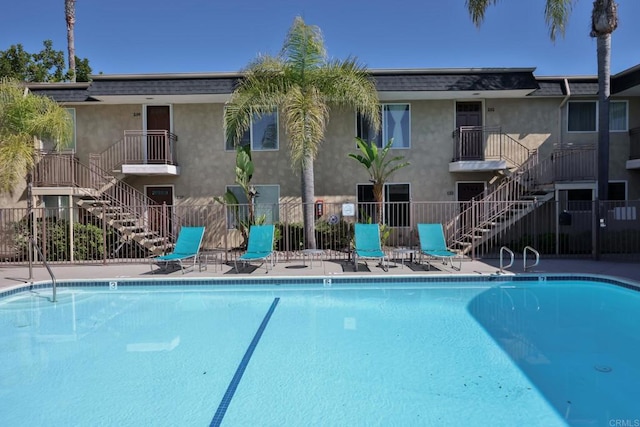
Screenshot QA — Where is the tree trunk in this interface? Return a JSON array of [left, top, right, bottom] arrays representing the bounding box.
[[596, 35, 611, 202], [595, 33, 611, 260], [301, 155, 317, 249], [65, 0, 76, 83], [373, 182, 383, 224]]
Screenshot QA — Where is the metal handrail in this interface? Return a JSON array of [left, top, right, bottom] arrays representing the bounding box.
[[499, 246, 514, 273], [523, 246, 540, 272], [29, 238, 57, 302]]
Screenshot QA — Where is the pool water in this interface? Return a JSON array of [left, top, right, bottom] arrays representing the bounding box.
[[0, 280, 638, 426]]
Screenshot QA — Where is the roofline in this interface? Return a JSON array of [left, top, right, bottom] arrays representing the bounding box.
[[90, 72, 243, 80], [535, 75, 597, 80], [369, 67, 537, 75], [26, 82, 91, 89], [90, 67, 538, 81], [613, 63, 640, 78]]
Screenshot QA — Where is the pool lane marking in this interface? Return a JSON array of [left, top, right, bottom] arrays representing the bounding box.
[[210, 297, 280, 427]]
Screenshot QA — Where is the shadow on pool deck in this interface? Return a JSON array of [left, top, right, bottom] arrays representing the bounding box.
[[1, 257, 639, 291]]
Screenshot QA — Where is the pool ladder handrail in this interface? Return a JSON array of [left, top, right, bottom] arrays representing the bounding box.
[[523, 246, 540, 272], [499, 246, 514, 273], [29, 238, 57, 303]]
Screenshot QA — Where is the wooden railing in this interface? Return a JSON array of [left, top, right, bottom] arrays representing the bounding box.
[[92, 130, 178, 173], [630, 127, 640, 161], [453, 126, 533, 168]]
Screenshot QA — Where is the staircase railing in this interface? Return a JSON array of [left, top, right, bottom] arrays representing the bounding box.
[[446, 150, 542, 243], [453, 126, 533, 168], [91, 130, 178, 173], [33, 152, 178, 244], [445, 145, 597, 253]]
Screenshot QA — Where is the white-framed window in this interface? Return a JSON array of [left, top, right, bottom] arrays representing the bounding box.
[[609, 101, 628, 132], [224, 184, 280, 228], [356, 183, 410, 227], [567, 100, 628, 133], [356, 103, 411, 149], [225, 108, 279, 151]]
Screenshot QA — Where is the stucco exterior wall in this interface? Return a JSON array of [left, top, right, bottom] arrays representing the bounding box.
[[68, 95, 637, 205]]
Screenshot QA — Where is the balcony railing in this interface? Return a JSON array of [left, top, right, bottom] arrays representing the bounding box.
[[551, 145, 597, 181], [453, 126, 533, 168], [95, 130, 178, 173]]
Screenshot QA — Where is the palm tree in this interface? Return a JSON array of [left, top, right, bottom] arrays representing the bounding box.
[[465, 0, 618, 201], [65, 0, 77, 82], [349, 138, 410, 224], [225, 17, 380, 249], [0, 77, 73, 192]]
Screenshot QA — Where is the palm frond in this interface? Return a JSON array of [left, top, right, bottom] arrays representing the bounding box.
[[317, 58, 380, 133], [283, 85, 328, 169], [545, 0, 575, 40], [0, 133, 35, 192], [466, 0, 497, 26], [281, 17, 326, 74], [225, 57, 287, 146]]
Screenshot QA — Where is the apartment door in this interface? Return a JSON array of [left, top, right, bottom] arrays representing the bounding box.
[[455, 102, 483, 160], [146, 106, 170, 163], [146, 186, 173, 235], [457, 182, 485, 233]]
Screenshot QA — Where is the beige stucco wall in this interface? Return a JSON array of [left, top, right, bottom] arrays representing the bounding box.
[[68, 95, 637, 205]]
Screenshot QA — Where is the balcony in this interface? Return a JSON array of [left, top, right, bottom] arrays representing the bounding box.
[[96, 130, 180, 176], [449, 126, 532, 172], [626, 127, 640, 170]]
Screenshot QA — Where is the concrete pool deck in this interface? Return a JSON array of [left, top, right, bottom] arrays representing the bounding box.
[[1, 255, 639, 291]]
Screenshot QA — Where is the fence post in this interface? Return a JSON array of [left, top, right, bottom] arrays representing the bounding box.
[[69, 198, 74, 262], [102, 203, 107, 265], [471, 198, 476, 261]]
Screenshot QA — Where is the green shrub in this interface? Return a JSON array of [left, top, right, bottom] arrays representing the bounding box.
[[13, 217, 110, 261]]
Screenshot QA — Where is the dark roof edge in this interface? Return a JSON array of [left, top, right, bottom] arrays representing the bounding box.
[[91, 72, 243, 80], [27, 82, 91, 89], [369, 67, 537, 75], [89, 67, 538, 81]]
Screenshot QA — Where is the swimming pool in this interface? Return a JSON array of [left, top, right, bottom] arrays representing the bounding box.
[[1, 275, 639, 426]]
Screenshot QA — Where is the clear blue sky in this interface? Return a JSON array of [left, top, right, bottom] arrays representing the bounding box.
[[1, 0, 639, 77]]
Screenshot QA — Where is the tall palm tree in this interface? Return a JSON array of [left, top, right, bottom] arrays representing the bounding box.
[[65, 0, 77, 82], [0, 77, 73, 193], [225, 17, 380, 249], [349, 138, 410, 224], [465, 0, 618, 201]]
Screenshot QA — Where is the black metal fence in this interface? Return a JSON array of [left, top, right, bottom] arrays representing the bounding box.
[[1, 200, 639, 265]]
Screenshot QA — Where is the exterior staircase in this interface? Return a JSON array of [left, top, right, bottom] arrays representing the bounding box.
[[34, 152, 176, 256], [446, 146, 596, 255]]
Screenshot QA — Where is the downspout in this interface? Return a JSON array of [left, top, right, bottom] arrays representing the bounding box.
[[558, 78, 571, 148], [556, 78, 571, 256]]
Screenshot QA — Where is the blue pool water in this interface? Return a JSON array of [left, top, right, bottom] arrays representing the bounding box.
[[1, 277, 639, 426]]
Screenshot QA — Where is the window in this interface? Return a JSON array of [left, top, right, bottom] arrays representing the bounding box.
[[356, 104, 410, 148], [567, 101, 628, 132], [225, 184, 280, 228], [226, 109, 278, 151], [43, 195, 71, 220], [609, 101, 628, 132], [607, 181, 626, 201], [356, 183, 410, 227], [567, 102, 596, 132]]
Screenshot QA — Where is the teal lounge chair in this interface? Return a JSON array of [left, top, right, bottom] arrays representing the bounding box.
[[417, 223, 461, 271], [152, 226, 205, 274], [235, 224, 275, 273], [353, 223, 389, 272]]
